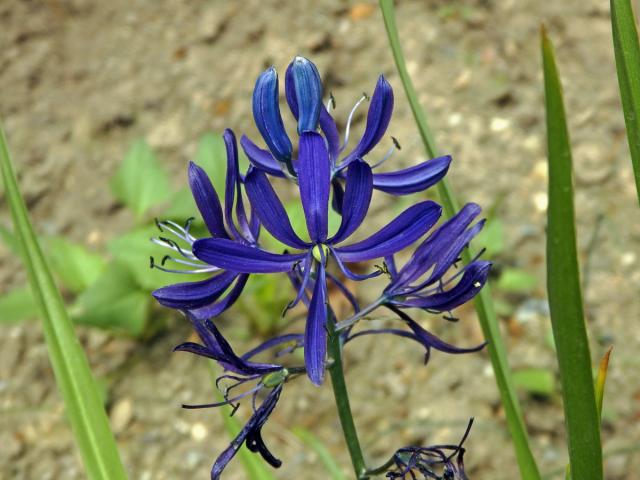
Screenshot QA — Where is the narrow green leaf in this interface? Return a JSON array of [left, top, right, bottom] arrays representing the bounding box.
[[565, 348, 614, 479], [111, 139, 172, 219], [45, 237, 106, 294], [611, 0, 640, 205], [72, 263, 149, 336], [0, 286, 39, 323], [378, 2, 541, 478], [293, 427, 347, 480], [542, 28, 603, 480], [207, 363, 276, 479], [0, 126, 127, 479]]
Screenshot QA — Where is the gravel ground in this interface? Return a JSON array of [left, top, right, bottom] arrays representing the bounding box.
[[1, 0, 639, 478]]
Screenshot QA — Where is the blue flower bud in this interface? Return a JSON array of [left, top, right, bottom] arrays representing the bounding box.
[[252, 67, 293, 162], [291, 56, 322, 133]]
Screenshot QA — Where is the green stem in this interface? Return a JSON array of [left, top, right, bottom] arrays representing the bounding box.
[[378, 2, 541, 478], [327, 312, 368, 480]]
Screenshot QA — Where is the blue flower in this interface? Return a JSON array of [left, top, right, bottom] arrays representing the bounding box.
[[241, 56, 452, 206], [151, 129, 259, 320], [336, 203, 489, 362], [175, 318, 297, 479], [191, 144, 442, 384], [383, 203, 491, 313]]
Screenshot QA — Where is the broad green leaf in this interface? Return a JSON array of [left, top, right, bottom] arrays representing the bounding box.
[[0, 126, 127, 479], [72, 263, 148, 336], [611, 0, 640, 205], [542, 28, 603, 480], [0, 286, 39, 323], [512, 368, 555, 397], [107, 225, 206, 291], [207, 364, 276, 480], [497, 268, 538, 294], [111, 139, 172, 220], [45, 237, 106, 294], [378, 2, 541, 478], [293, 427, 346, 480]]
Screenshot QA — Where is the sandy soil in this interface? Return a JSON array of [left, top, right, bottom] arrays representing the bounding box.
[[1, 0, 639, 478]]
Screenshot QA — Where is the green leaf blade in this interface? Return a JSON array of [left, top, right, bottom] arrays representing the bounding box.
[[293, 427, 346, 480], [111, 140, 171, 220], [45, 237, 106, 293], [378, 2, 541, 478], [542, 29, 603, 480], [611, 0, 640, 205], [0, 286, 39, 323], [0, 126, 128, 479]]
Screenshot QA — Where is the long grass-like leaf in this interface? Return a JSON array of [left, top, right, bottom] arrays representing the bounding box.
[[0, 126, 128, 479], [541, 28, 603, 480], [611, 0, 640, 205], [293, 426, 347, 480], [378, 2, 541, 478]]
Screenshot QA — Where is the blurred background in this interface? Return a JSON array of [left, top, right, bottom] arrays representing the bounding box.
[[1, 0, 639, 478]]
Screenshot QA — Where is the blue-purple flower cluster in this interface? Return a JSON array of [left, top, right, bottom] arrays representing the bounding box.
[[152, 56, 488, 479]]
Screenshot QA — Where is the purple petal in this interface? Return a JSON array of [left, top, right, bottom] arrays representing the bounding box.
[[241, 333, 305, 361], [252, 67, 292, 162], [223, 130, 246, 240], [397, 261, 491, 312], [330, 160, 373, 244], [334, 201, 442, 262], [188, 162, 228, 238], [372, 155, 451, 195], [240, 135, 285, 178], [175, 318, 280, 375], [298, 132, 330, 242], [305, 264, 328, 385], [152, 271, 237, 309], [330, 246, 383, 281], [193, 238, 305, 273], [211, 385, 283, 480], [285, 254, 313, 312], [284, 62, 339, 161], [395, 203, 483, 289], [403, 314, 487, 356], [190, 274, 250, 320], [343, 75, 393, 162], [244, 168, 309, 248], [290, 56, 322, 133], [331, 178, 345, 214], [320, 108, 341, 162]]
